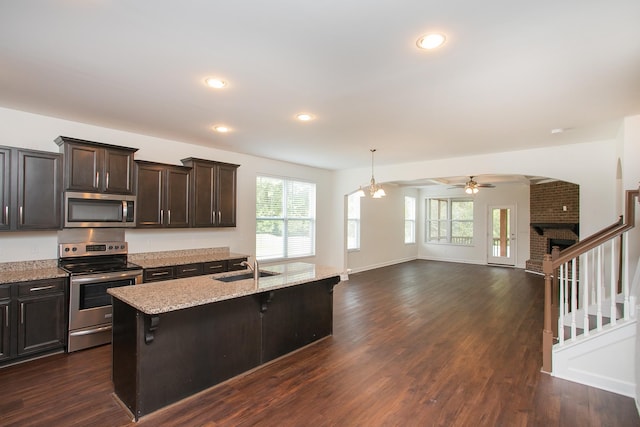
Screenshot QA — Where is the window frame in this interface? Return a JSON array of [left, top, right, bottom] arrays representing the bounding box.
[[347, 192, 361, 251], [404, 196, 416, 244], [425, 197, 474, 245], [256, 175, 316, 261]]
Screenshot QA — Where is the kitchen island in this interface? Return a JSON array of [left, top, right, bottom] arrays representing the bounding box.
[[108, 262, 341, 421]]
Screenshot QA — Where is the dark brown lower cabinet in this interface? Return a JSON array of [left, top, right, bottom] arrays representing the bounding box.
[[17, 292, 66, 356], [0, 278, 67, 366], [142, 258, 248, 283], [0, 294, 11, 362], [112, 276, 340, 420]]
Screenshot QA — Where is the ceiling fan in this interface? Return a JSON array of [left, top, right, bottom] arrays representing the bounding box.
[[449, 176, 496, 194]]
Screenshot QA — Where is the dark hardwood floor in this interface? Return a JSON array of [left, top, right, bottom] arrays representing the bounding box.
[[1, 260, 638, 426]]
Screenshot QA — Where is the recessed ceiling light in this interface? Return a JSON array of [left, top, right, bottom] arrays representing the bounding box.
[[296, 113, 314, 121], [213, 125, 231, 133], [205, 78, 227, 89], [416, 33, 446, 50]]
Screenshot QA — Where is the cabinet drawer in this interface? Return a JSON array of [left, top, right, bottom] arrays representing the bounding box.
[[0, 285, 11, 300], [175, 263, 204, 278], [203, 261, 226, 274], [17, 278, 66, 297], [227, 258, 248, 271], [143, 267, 176, 283]]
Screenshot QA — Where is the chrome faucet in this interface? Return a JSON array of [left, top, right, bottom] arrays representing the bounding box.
[[241, 258, 260, 281]]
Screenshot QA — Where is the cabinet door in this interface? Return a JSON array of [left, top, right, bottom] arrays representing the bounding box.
[[65, 144, 101, 192], [17, 150, 62, 230], [166, 167, 190, 228], [104, 148, 134, 194], [0, 147, 10, 231], [216, 164, 237, 227], [0, 299, 11, 361], [17, 292, 66, 355], [136, 163, 164, 227], [192, 162, 215, 227]]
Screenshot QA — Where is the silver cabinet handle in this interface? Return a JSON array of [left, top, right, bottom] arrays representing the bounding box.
[[211, 211, 214, 224], [168, 210, 171, 224], [218, 211, 221, 223], [151, 271, 170, 276], [4, 305, 8, 326], [29, 285, 55, 292], [20, 302, 24, 324], [96, 171, 100, 188], [3, 205, 7, 225], [106, 172, 110, 189], [182, 268, 197, 272], [160, 209, 164, 224], [19, 206, 23, 225]]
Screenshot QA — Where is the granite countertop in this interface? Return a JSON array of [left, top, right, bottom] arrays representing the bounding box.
[[109, 262, 342, 315], [128, 248, 249, 269], [0, 260, 68, 284]]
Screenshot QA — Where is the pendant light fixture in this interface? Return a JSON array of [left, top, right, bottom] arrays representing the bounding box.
[[356, 149, 385, 198]]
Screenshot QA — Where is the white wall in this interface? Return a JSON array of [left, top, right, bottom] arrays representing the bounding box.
[[333, 138, 620, 271], [347, 186, 418, 273], [418, 182, 530, 268], [621, 115, 640, 412], [0, 107, 337, 267]]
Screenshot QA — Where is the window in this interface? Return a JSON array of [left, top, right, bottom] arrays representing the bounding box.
[[404, 196, 416, 244], [256, 176, 316, 260], [426, 198, 473, 245], [347, 192, 361, 250]]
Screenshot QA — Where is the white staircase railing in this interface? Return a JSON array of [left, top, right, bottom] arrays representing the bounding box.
[[556, 231, 635, 346], [541, 188, 639, 373]]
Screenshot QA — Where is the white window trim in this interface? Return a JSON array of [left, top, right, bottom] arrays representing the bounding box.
[[256, 175, 316, 261], [425, 197, 474, 246]]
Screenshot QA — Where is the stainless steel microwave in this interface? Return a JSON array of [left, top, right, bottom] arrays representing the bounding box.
[[64, 192, 136, 228]]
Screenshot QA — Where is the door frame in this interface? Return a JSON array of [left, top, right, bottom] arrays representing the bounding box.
[[487, 205, 516, 266]]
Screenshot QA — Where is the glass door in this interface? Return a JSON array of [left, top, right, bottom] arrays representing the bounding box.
[[487, 206, 515, 265]]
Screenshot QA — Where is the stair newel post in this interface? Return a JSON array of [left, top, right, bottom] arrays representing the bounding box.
[[542, 253, 554, 374], [551, 246, 561, 337]]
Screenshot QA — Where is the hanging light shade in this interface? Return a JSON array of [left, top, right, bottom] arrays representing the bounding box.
[[464, 177, 479, 194], [367, 149, 385, 198]]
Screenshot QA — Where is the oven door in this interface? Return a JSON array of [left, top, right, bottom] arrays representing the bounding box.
[[68, 270, 142, 352]]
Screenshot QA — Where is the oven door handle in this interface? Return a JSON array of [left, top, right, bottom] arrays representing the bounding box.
[[71, 270, 143, 285], [69, 325, 112, 337]]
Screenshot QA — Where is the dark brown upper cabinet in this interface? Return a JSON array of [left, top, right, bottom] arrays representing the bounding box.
[[55, 136, 138, 194], [181, 158, 239, 227], [135, 160, 190, 228], [0, 146, 63, 231]]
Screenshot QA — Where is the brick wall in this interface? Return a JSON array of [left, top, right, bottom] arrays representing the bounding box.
[[526, 181, 580, 273]]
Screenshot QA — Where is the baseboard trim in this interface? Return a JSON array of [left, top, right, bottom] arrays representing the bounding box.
[[347, 257, 418, 275]]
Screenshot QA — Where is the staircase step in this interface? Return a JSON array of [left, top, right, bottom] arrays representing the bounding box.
[[562, 315, 611, 339]]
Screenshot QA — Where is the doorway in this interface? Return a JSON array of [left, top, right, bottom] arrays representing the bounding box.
[[487, 205, 516, 266]]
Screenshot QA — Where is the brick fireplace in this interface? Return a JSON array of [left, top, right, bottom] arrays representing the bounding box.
[[525, 181, 579, 273]]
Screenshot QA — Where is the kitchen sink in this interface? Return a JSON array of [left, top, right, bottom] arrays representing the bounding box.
[[215, 271, 279, 282]]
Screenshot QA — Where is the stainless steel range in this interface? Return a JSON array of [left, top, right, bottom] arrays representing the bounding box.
[[58, 229, 142, 352]]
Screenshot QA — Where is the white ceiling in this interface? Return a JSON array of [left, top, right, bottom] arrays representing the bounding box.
[[1, 1, 639, 170]]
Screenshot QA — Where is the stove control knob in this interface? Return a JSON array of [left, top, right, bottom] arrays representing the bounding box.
[[109, 245, 113, 250], [72, 247, 77, 252], [64, 247, 70, 252]]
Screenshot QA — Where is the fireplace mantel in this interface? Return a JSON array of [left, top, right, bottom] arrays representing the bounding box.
[[530, 223, 579, 236]]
